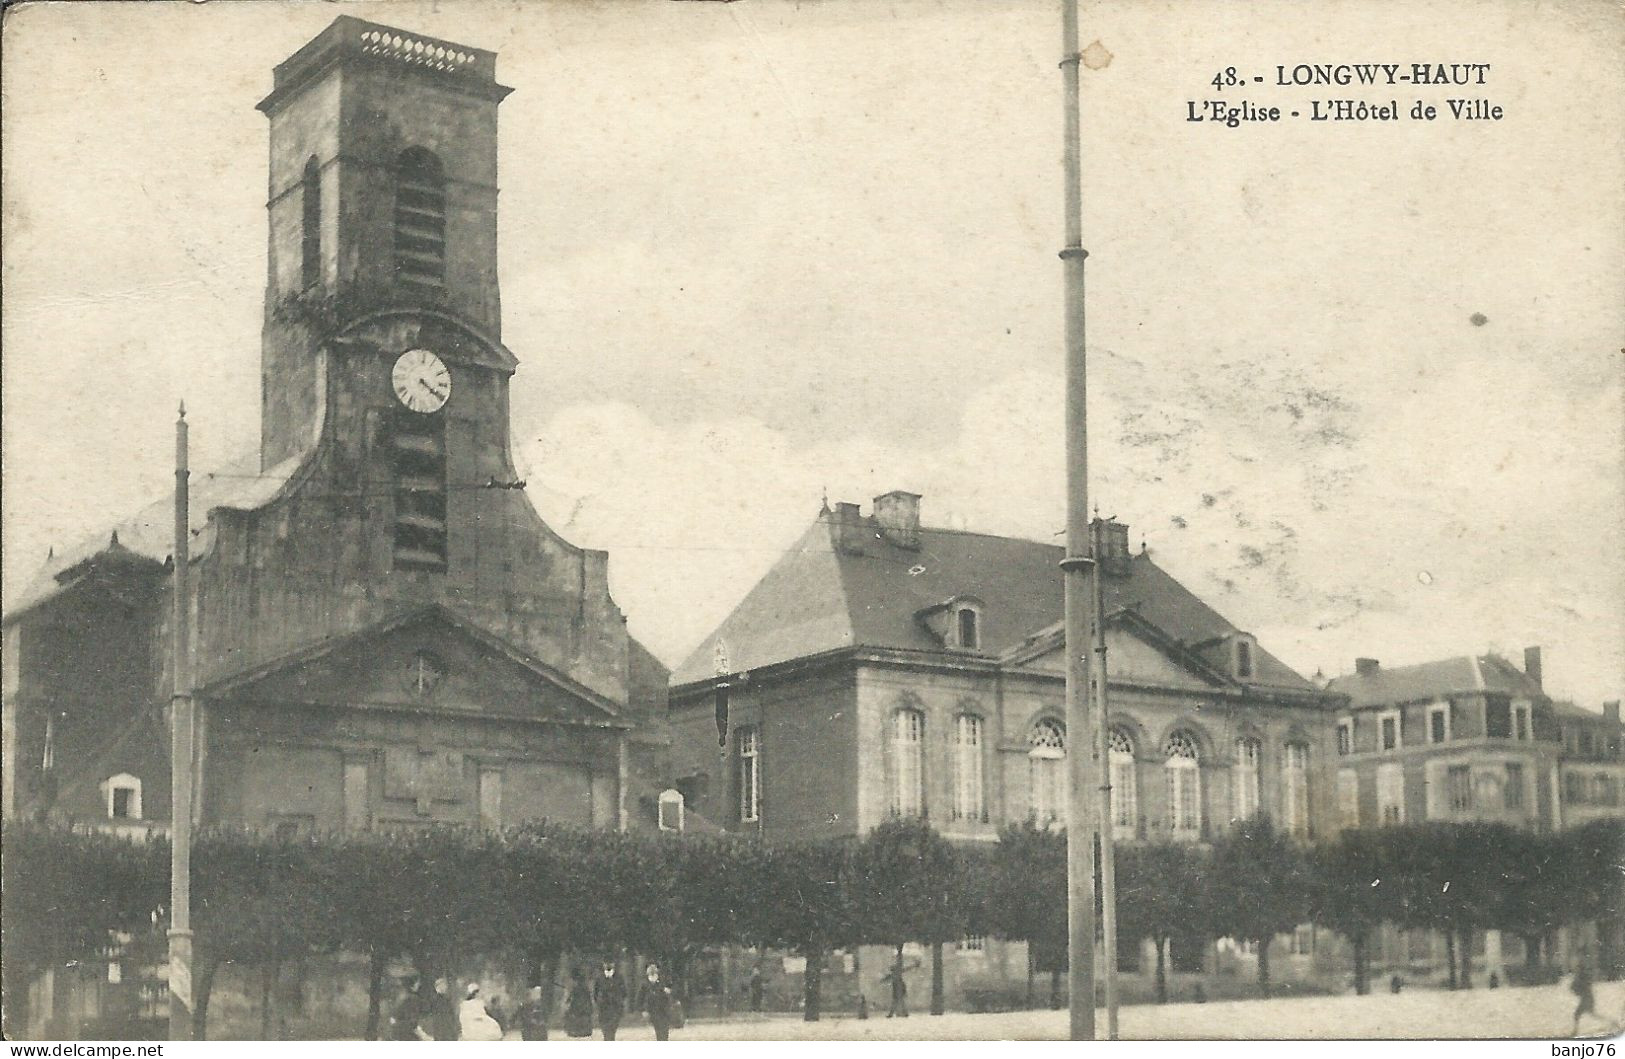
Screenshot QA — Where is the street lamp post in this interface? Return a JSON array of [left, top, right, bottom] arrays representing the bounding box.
[[168, 403, 194, 1041]]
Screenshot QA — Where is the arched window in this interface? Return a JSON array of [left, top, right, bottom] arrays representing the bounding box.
[[1233, 737, 1262, 822], [1164, 730, 1201, 837], [301, 157, 322, 289], [892, 709, 925, 816], [1108, 728, 1137, 840], [956, 606, 980, 650], [1028, 719, 1066, 826], [1283, 742, 1310, 837], [394, 148, 446, 293], [953, 714, 985, 821], [658, 789, 685, 832]]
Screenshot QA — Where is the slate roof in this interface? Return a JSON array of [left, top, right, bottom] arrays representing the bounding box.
[[1326, 653, 1545, 708], [672, 504, 1320, 694], [4, 452, 299, 622]]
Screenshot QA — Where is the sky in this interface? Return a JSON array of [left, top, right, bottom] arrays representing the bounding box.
[[3, 0, 1621, 707]]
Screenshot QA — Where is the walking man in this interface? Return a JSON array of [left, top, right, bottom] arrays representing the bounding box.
[[643, 963, 675, 1041], [1571, 958, 1599, 1036], [595, 959, 628, 1040]]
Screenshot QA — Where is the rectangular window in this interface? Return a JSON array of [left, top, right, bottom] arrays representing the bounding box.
[[1111, 752, 1138, 839], [1336, 719, 1353, 756], [111, 787, 135, 820], [658, 789, 685, 832], [1504, 763, 1524, 811], [1429, 704, 1449, 744], [957, 608, 979, 650], [343, 760, 370, 832], [478, 767, 503, 830], [894, 711, 925, 817], [954, 715, 985, 821], [1283, 743, 1310, 838], [1485, 698, 1511, 739], [1377, 763, 1404, 825], [1337, 768, 1360, 829], [1290, 925, 1314, 957], [1235, 639, 1253, 679], [1513, 703, 1531, 742], [1168, 765, 1201, 836], [1565, 771, 1586, 804], [737, 726, 761, 823], [1380, 710, 1401, 751], [1448, 765, 1473, 812]]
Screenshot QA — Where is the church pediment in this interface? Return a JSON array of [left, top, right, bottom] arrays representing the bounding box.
[[198, 604, 625, 727], [1002, 612, 1230, 691]]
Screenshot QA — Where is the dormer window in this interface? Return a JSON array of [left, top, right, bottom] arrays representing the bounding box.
[[957, 607, 980, 650], [1233, 635, 1255, 680], [102, 773, 142, 821]]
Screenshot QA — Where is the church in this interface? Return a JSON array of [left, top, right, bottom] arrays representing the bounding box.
[[2, 17, 669, 849]]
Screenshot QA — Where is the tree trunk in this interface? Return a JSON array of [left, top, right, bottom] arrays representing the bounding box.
[[1521, 933, 1541, 971], [1353, 932, 1368, 995], [260, 958, 280, 1040], [1257, 937, 1272, 999], [1458, 928, 1472, 989], [364, 948, 387, 1040], [802, 946, 823, 1022], [930, 942, 944, 1015], [1049, 968, 1062, 1010], [1025, 948, 1035, 1008], [1154, 935, 1168, 1004], [537, 949, 561, 1027], [1445, 929, 1458, 990], [192, 954, 219, 1041]]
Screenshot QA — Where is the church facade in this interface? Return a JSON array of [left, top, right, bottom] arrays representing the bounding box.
[[3, 17, 665, 854]]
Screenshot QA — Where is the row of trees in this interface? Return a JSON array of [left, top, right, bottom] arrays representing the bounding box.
[[3, 816, 1619, 1037]]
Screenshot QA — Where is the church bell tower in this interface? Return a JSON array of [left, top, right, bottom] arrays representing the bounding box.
[[256, 18, 513, 468]]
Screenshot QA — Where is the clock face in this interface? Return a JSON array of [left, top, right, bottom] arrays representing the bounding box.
[[392, 349, 451, 413]]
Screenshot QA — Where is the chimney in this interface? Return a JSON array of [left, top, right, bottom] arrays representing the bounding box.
[[872, 490, 922, 550], [1097, 518, 1131, 576], [1355, 657, 1380, 677], [1523, 646, 1543, 690], [1604, 701, 1620, 724], [829, 501, 867, 554]]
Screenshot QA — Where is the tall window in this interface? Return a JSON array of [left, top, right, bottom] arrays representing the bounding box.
[[953, 714, 985, 821], [892, 709, 925, 817], [1232, 737, 1262, 821], [395, 148, 447, 293], [1377, 763, 1404, 824], [1503, 763, 1524, 811], [1108, 728, 1138, 840], [1337, 768, 1360, 829], [1512, 702, 1532, 742], [1235, 638, 1254, 680], [1447, 764, 1473, 812], [737, 726, 761, 823], [1336, 718, 1353, 756], [1028, 719, 1066, 825], [1283, 742, 1310, 838], [301, 157, 321, 289], [1164, 731, 1202, 837]]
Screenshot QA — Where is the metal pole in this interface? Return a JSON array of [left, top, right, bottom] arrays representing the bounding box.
[[1092, 518, 1119, 1039], [168, 402, 194, 1041], [1059, 0, 1097, 1040]]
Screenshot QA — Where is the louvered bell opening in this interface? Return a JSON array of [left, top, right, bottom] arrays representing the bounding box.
[[390, 412, 447, 571], [394, 157, 446, 292]]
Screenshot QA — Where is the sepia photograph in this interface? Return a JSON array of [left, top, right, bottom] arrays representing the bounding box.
[[1, 0, 1621, 1044]]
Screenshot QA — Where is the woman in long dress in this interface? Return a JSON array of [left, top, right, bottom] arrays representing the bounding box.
[[564, 966, 595, 1039], [459, 983, 504, 1042]]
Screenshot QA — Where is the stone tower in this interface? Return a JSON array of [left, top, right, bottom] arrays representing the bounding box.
[[256, 18, 512, 468]]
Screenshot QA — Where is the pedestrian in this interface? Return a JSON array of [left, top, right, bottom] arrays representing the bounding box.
[[643, 962, 675, 1041], [749, 966, 764, 1013], [856, 994, 868, 1020], [459, 982, 504, 1042], [595, 959, 629, 1040], [1570, 958, 1598, 1036], [1389, 974, 1404, 995], [428, 976, 460, 1041], [386, 978, 428, 1041], [515, 985, 550, 1041], [564, 965, 595, 1039], [881, 961, 910, 1018]]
